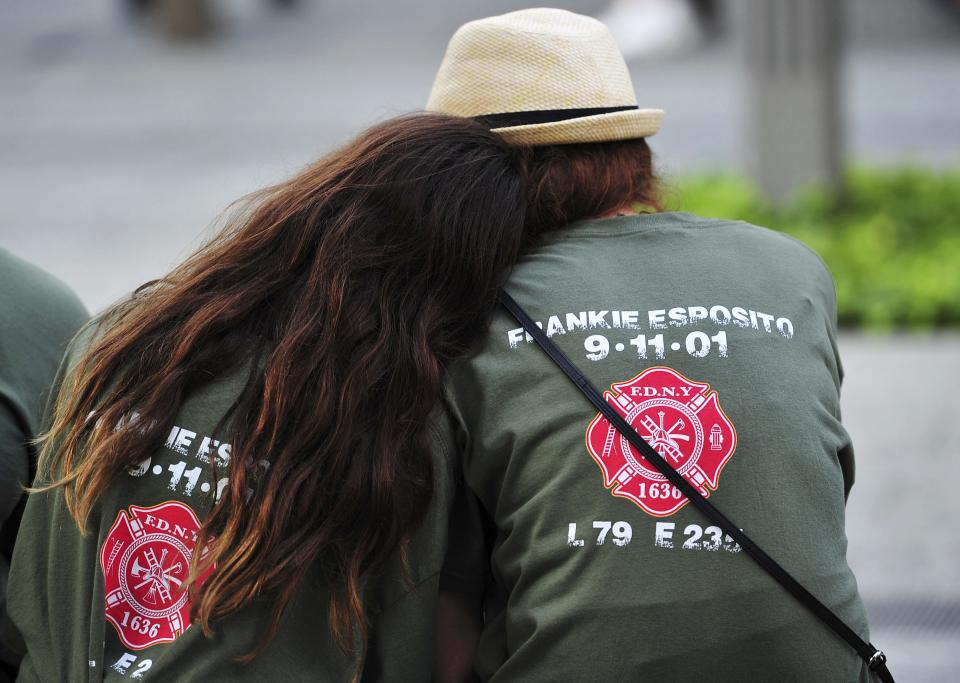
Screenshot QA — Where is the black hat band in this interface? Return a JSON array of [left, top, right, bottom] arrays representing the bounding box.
[[475, 105, 640, 129]]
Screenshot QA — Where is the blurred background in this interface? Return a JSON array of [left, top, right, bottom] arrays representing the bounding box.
[[1, 0, 958, 679]]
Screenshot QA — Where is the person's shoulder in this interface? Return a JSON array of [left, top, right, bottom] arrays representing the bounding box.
[[725, 216, 827, 258], [700, 216, 840, 321], [0, 248, 89, 332], [544, 211, 834, 277], [0, 250, 89, 422], [685, 213, 835, 280]]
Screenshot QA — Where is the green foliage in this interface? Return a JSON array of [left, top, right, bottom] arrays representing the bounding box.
[[669, 167, 960, 329]]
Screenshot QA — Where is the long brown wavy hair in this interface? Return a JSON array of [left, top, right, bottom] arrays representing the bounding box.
[[520, 137, 661, 239], [36, 115, 658, 668]]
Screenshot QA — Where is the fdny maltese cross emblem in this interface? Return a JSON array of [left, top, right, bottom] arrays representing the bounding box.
[[100, 501, 214, 649], [585, 366, 737, 517]]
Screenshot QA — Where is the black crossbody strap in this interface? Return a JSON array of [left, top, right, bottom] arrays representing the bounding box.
[[499, 290, 893, 683]]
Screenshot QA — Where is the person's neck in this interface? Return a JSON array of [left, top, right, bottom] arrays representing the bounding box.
[[596, 205, 638, 219]]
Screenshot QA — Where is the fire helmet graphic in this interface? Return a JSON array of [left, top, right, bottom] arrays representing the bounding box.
[[585, 366, 737, 517], [100, 501, 214, 650]]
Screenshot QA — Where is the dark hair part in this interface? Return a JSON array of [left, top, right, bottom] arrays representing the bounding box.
[[37, 113, 526, 668], [519, 137, 660, 240]]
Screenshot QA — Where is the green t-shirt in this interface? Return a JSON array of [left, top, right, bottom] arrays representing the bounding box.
[[0, 249, 88, 529], [0, 249, 88, 673], [6, 325, 459, 682], [441, 212, 871, 682]]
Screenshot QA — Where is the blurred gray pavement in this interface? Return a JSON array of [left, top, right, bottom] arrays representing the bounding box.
[[2, 1, 959, 680], [841, 335, 960, 682], [2, 0, 959, 313]]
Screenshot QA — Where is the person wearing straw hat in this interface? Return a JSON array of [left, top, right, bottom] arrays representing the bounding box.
[[429, 8, 876, 682]]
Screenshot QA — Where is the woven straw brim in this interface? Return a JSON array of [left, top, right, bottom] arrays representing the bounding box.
[[490, 108, 664, 147]]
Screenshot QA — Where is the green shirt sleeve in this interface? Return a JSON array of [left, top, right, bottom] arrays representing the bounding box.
[[820, 253, 856, 500]]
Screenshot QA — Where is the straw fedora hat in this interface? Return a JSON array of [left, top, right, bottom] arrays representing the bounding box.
[[427, 8, 664, 146]]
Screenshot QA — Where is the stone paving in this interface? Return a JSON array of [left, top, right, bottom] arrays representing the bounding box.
[[2, 1, 959, 679]]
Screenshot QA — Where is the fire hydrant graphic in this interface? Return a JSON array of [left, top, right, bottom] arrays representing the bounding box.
[[710, 424, 723, 451]]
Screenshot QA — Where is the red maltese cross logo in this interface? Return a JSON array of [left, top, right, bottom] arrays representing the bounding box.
[[585, 366, 737, 517], [100, 501, 214, 649]]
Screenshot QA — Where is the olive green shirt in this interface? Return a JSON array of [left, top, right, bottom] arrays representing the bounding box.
[[0, 249, 88, 534], [442, 212, 871, 682], [6, 325, 459, 682], [0, 249, 88, 675]]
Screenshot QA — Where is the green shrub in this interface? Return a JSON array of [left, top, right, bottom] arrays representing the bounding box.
[[669, 167, 960, 329]]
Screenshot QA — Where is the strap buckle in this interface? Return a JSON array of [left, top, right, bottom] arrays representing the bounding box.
[[868, 649, 887, 670]]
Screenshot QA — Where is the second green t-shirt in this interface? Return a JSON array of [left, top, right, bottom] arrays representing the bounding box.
[[442, 212, 871, 682]]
